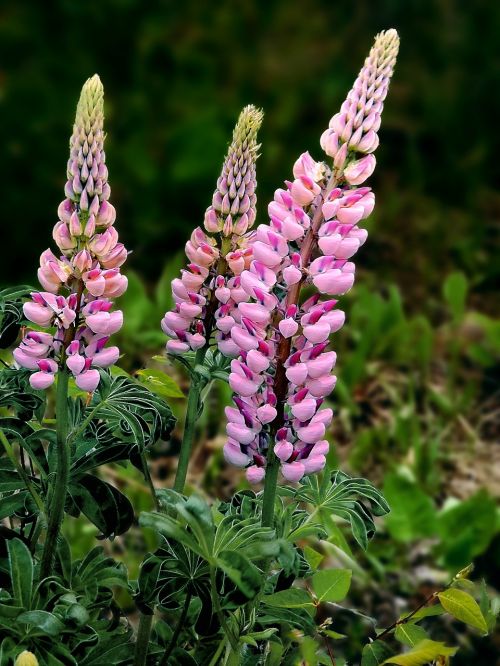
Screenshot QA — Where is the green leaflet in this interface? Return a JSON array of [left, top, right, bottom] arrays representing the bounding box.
[[438, 588, 488, 633], [311, 568, 352, 603], [7, 538, 33, 609]]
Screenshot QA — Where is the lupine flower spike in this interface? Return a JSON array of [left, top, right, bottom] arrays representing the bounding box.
[[14, 75, 127, 392], [162, 105, 263, 355], [223, 30, 400, 483]]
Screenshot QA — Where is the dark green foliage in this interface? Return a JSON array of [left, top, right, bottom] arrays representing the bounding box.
[[0, 367, 45, 422], [0, 538, 132, 665], [0, 286, 33, 349]]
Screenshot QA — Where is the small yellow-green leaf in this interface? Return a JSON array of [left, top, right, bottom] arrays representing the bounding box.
[[322, 628, 347, 640], [394, 623, 428, 647], [136, 368, 184, 399], [304, 546, 324, 570], [438, 588, 488, 633], [312, 568, 352, 603], [383, 639, 458, 665]]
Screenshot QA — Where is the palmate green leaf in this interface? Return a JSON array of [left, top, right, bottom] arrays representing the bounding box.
[[70, 439, 134, 475], [311, 568, 352, 603], [68, 474, 134, 537], [438, 587, 488, 633], [217, 551, 261, 601], [361, 641, 394, 666], [296, 469, 390, 550], [7, 538, 33, 609], [138, 540, 208, 611], [83, 371, 176, 449], [16, 610, 64, 636], [72, 546, 128, 592], [77, 627, 134, 665], [0, 285, 33, 349], [178, 495, 215, 544], [382, 639, 458, 665], [0, 368, 44, 421], [136, 368, 184, 399], [213, 512, 277, 561], [394, 623, 428, 647], [37, 641, 78, 665], [139, 511, 205, 558]]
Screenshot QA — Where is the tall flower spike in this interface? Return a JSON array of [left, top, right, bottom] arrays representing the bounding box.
[[162, 105, 263, 355], [14, 75, 127, 392], [223, 30, 399, 484], [205, 105, 263, 238]]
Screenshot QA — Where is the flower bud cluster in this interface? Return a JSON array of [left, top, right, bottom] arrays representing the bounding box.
[[320, 28, 399, 175], [162, 106, 262, 354], [14, 76, 126, 392], [224, 30, 399, 483]]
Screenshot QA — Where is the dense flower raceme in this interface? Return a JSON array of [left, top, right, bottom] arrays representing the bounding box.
[[223, 29, 400, 483], [162, 105, 263, 354], [14, 75, 127, 392]]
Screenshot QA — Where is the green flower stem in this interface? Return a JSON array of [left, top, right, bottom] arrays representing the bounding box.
[[173, 346, 207, 493], [160, 590, 192, 666], [133, 612, 153, 666], [40, 367, 70, 579], [208, 637, 227, 666], [261, 448, 280, 528]]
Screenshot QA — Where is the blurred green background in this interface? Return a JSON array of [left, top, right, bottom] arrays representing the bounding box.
[[1, 0, 499, 662], [1, 0, 499, 311]]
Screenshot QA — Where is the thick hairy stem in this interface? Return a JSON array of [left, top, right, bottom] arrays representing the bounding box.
[[39, 280, 85, 579], [160, 590, 192, 666], [39, 368, 70, 579], [261, 447, 280, 528], [133, 612, 154, 666], [173, 345, 207, 493]]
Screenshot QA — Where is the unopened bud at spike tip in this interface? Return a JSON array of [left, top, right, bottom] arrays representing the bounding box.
[[204, 105, 263, 237]]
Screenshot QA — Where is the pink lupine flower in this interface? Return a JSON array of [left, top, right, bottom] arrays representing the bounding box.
[[30, 358, 58, 390], [163, 106, 263, 355], [14, 75, 127, 392], [224, 30, 399, 483]]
